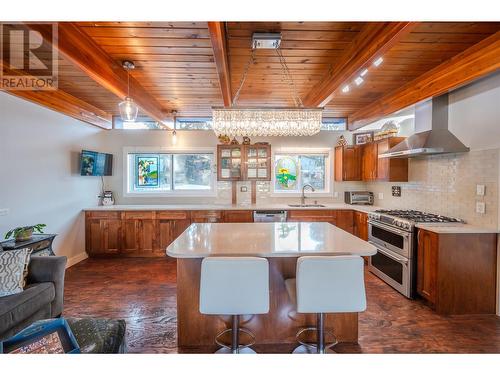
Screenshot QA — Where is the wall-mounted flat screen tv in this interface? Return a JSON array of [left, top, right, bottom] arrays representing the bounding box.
[[80, 150, 113, 176]]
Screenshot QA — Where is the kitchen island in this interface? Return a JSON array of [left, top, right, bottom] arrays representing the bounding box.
[[167, 221, 377, 352]]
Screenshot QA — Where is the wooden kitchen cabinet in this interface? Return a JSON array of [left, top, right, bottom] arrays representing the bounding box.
[[191, 210, 223, 223], [361, 138, 408, 182], [243, 144, 271, 181], [288, 210, 354, 234], [417, 229, 438, 304], [157, 211, 191, 253], [85, 211, 122, 256], [287, 210, 337, 223], [334, 146, 362, 181], [375, 137, 408, 182], [335, 210, 354, 233], [223, 210, 254, 223], [337, 138, 408, 182], [122, 211, 157, 255], [217, 144, 244, 181], [416, 228, 497, 314], [353, 211, 368, 241], [361, 142, 378, 181], [217, 144, 271, 181]]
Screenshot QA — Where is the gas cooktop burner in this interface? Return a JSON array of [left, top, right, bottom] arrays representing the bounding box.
[[374, 209, 463, 223], [368, 209, 464, 231]]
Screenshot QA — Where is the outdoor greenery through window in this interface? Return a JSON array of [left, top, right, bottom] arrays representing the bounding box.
[[273, 153, 329, 194], [127, 152, 214, 194], [115, 116, 345, 131]]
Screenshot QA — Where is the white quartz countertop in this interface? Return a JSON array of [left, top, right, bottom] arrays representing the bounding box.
[[83, 203, 379, 213], [415, 223, 499, 234], [166, 222, 377, 258]]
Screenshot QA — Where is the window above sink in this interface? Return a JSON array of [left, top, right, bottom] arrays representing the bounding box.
[[272, 148, 332, 197]]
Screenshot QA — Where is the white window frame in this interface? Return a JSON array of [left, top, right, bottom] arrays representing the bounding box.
[[271, 147, 333, 197], [123, 146, 217, 197]]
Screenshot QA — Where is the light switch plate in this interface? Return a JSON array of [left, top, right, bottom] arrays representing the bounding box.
[[378, 192, 384, 200], [476, 201, 486, 214], [476, 184, 486, 196], [0, 208, 9, 216], [240, 186, 248, 193]]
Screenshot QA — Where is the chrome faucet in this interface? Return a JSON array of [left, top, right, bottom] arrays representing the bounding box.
[[301, 184, 315, 205]]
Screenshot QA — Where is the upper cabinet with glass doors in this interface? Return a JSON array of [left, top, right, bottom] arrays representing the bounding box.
[[217, 144, 271, 181]]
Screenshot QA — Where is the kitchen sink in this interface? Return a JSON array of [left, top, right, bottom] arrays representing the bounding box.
[[288, 204, 326, 208]]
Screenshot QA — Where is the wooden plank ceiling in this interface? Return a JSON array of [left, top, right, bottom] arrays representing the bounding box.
[[3, 22, 500, 128]]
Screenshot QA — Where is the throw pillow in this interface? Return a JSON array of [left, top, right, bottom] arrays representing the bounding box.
[[0, 248, 32, 297]]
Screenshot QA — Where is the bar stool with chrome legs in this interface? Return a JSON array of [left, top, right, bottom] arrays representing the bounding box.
[[200, 257, 269, 354], [285, 255, 366, 354]]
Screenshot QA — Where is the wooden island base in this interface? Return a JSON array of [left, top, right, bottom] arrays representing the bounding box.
[[176, 257, 358, 352]]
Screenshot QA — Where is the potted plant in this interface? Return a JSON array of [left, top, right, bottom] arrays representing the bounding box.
[[5, 224, 47, 242]]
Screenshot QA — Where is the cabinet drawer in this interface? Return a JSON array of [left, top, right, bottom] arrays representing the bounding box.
[[191, 210, 222, 219], [86, 211, 121, 219], [123, 211, 155, 220], [288, 210, 336, 220], [157, 211, 189, 220], [223, 210, 253, 223]]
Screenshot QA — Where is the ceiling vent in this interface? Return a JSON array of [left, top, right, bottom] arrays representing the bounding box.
[[252, 33, 282, 49]]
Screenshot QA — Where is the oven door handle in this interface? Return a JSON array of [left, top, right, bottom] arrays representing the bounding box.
[[369, 241, 409, 264], [368, 221, 410, 237]]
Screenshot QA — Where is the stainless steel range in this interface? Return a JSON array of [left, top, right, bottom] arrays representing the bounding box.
[[367, 209, 463, 298]]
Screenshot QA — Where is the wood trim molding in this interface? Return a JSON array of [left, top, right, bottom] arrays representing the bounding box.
[[207, 22, 232, 107], [349, 30, 500, 130], [26, 22, 171, 126], [7, 89, 113, 129], [2, 62, 112, 128], [302, 22, 417, 108]]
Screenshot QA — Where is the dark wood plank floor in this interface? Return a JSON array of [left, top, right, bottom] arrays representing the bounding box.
[[64, 258, 500, 353]]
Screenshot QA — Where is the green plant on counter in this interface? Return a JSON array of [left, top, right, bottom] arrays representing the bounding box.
[[5, 224, 47, 241]]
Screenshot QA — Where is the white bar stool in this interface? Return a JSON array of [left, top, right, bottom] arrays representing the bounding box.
[[200, 257, 269, 354], [285, 256, 366, 354]]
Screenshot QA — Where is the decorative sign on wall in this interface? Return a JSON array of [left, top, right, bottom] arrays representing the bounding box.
[[275, 157, 298, 189], [136, 156, 159, 187]]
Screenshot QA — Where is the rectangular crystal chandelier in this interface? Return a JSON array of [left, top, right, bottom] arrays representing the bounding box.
[[212, 108, 323, 137]]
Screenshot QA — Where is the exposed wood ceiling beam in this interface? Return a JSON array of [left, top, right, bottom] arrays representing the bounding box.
[[302, 22, 418, 108], [207, 22, 232, 107], [26, 22, 171, 126], [349, 31, 500, 130], [1, 63, 112, 129]]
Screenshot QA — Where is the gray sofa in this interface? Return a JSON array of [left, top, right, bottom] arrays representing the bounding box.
[[0, 256, 67, 340]]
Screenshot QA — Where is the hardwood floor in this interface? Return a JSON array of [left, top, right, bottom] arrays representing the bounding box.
[[64, 258, 500, 353]]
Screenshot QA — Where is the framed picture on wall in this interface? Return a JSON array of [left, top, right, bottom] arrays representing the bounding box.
[[353, 131, 374, 145]]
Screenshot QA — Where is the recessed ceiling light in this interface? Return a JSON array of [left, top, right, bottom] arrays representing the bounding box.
[[342, 85, 350, 93], [354, 76, 364, 86], [360, 68, 368, 77], [373, 57, 383, 67]]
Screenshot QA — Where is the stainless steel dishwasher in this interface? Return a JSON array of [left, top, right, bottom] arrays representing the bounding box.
[[253, 210, 288, 222]]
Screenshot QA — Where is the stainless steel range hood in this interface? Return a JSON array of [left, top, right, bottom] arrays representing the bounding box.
[[379, 94, 469, 158]]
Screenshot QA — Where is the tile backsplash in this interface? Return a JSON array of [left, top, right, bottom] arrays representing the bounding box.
[[367, 149, 499, 228]]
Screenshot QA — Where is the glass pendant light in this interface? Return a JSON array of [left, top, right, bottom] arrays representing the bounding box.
[[171, 110, 178, 145], [119, 60, 139, 122]]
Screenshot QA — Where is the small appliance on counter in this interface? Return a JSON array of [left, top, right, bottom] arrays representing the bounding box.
[[344, 191, 374, 205], [100, 191, 115, 206]]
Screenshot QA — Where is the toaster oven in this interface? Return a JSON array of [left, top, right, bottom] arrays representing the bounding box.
[[344, 191, 374, 205]]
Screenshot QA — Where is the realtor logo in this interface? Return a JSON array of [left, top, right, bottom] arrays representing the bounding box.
[[0, 23, 58, 90]]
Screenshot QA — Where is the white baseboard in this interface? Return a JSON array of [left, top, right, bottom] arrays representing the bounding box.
[[66, 252, 88, 268]]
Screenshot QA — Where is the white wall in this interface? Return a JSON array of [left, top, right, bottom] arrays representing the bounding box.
[[449, 72, 500, 151], [0, 92, 105, 265]]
